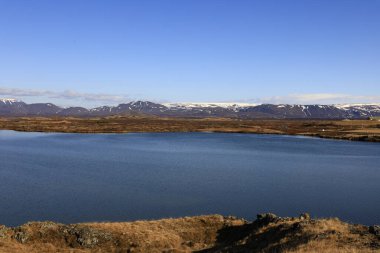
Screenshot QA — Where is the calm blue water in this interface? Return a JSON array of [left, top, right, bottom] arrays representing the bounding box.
[[0, 130, 379, 226]]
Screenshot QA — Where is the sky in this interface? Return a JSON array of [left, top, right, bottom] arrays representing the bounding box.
[[0, 0, 379, 107]]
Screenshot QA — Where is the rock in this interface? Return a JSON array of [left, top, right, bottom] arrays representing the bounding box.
[[13, 230, 29, 244], [299, 213, 311, 220], [369, 225, 380, 236], [256, 213, 278, 224], [65, 225, 113, 248], [0, 225, 9, 239]]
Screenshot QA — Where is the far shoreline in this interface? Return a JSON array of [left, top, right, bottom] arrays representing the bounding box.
[[1, 129, 377, 144], [0, 116, 379, 142]]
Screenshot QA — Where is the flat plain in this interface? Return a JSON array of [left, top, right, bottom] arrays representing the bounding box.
[[0, 116, 379, 142]]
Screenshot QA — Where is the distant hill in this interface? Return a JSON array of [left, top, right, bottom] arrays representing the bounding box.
[[1, 98, 380, 119]]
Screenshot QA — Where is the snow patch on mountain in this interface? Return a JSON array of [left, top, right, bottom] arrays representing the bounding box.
[[0, 98, 19, 104], [335, 103, 380, 110], [164, 102, 259, 109]]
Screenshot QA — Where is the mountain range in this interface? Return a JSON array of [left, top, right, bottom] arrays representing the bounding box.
[[1, 98, 380, 119]]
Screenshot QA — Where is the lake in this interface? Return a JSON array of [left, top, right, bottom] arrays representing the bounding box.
[[0, 130, 379, 226]]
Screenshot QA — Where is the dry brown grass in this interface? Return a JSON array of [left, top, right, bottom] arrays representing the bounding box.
[[0, 214, 379, 253], [283, 218, 378, 253], [0, 116, 379, 142], [287, 242, 379, 253]]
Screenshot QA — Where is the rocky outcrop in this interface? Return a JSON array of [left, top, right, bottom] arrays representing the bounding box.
[[10, 222, 114, 248], [256, 213, 279, 224]]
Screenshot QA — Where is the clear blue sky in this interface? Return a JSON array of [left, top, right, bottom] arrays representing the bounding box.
[[0, 0, 379, 106]]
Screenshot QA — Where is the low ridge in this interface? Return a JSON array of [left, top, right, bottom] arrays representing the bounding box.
[[0, 213, 379, 252]]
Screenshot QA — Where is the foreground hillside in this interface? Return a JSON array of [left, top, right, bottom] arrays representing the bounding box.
[[0, 213, 379, 252], [0, 116, 379, 142]]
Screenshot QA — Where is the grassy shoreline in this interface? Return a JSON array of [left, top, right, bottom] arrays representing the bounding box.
[[1, 116, 379, 142]]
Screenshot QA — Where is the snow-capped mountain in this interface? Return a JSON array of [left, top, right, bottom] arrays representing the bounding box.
[[1, 98, 380, 119], [335, 104, 380, 118], [0, 99, 28, 115]]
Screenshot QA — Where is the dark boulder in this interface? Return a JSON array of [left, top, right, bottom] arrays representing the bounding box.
[[256, 213, 279, 224], [369, 225, 380, 236]]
